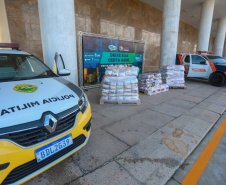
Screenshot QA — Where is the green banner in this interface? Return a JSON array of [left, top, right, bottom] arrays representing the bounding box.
[[82, 36, 144, 86], [100, 52, 135, 64]]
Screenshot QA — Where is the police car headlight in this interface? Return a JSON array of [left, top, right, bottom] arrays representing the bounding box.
[[78, 93, 88, 112]]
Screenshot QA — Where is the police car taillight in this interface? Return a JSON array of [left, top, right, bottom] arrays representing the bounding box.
[[0, 43, 20, 50]]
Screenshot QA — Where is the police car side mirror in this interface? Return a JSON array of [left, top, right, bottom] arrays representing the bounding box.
[[58, 69, 71, 76]]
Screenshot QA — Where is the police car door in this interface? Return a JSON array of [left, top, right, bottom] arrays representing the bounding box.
[[187, 54, 209, 78]]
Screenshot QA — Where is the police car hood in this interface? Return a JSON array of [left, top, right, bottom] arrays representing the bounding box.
[[0, 77, 83, 128]]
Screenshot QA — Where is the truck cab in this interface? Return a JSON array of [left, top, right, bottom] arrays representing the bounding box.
[[177, 52, 226, 87]]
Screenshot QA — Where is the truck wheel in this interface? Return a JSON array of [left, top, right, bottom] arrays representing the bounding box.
[[210, 72, 226, 87]]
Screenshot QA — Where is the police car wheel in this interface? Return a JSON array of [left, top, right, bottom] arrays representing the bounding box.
[[210, 72, 225, 87]]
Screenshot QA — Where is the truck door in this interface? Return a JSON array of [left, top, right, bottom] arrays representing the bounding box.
[[183, 54, 190, 75], [187, 54, 209, 78]]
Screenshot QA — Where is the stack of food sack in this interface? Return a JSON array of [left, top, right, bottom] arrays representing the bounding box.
[[160, 65, 185, 88], [100, 66, 140, 104], [138, 73, 169, 96]]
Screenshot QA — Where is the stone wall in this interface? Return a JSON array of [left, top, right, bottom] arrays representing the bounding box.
[[74, 0, 162, 72], [0, 0, 11, 43], [5, 0, 205, 72], [5, 0, 42, 60]]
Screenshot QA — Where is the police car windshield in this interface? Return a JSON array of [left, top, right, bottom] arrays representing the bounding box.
[[207, 55, 226, 65], [0, 54, 56, 82]]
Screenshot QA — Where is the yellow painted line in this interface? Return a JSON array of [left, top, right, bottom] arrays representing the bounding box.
[[182, 117, 226, 185]]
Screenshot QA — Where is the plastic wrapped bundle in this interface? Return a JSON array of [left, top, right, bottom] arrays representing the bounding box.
[[138, 72, 162, 91], [160, 65, 185, 88], [139, 73, 155, 79], [147, 84, 169, 96], [138, 71, 171, 96], [100, 74, 140, 105], [105, 66, 139, 77]]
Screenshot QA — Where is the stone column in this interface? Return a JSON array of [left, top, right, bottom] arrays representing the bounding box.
[[214, 17, 226, 56], [197, 0, 215, 51], [0, 0, 11, 42], [160, 0, 181, 66], [38, 0, 78, 85]]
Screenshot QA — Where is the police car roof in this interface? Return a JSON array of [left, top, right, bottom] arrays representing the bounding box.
[[0, 49, 31, 55]]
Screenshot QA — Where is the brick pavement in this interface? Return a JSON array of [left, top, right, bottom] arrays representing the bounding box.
[[25, 79, 226, 185]]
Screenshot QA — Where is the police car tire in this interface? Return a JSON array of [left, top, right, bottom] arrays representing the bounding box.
[[210, 72, 225, 87]]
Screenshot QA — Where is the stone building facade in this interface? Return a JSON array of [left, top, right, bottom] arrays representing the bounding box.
[[5, 0, 214, 72]]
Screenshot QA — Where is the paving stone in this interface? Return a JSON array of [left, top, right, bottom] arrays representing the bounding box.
[[86, 89, 101, 101], [97, 105, 140, 122], [185, 91, 211, 99], [24, 157, 83, 185], [150, 103, 187, 117], [119, 103, 151, 113], [204, 96, 226, 107], [186, 107, 220, 124], [165, 179, 180, 185], [176, 94, 204, 103], [208, 94, 226, 103], [215, 90, 226, 96], [148, 124, 201, 159], [130, 109, 175, 129], [171, 115, 213, 138], [173, 112, 226, 183], [86, 88, 114, 112], [115, 137, 184, 185], [72, 161, 139, 185], [192, 87, 218, 95], [155, 90, 186, 101], [211, 112, 226, 129], [88, 98, 114, 112], [103, 117, 156, 146], [91, 111, 114, 131], [214, 94, 226, 100], [166, 98, 196, 109], [72, 129, 129, 172], [139, 95, 166, 105], [196, 101, 226, 115]]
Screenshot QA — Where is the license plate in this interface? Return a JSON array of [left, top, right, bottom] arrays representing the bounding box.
[[35, 133, 73, 162]]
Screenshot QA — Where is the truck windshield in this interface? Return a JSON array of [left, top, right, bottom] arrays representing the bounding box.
[[207, 56, 226, 65], [0, 54, 56, 82]]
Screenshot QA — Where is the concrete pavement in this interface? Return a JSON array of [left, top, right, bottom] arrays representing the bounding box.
[[25, 79, 226, 185], [166, 112, 226, 185]]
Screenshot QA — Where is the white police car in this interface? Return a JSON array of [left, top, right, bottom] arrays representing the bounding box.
[[0, 43, 92, 184]]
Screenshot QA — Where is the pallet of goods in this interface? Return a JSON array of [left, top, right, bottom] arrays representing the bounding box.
[[160, 65, 186, 89], [100, 66, 141, 105], [138, 73, 169, 96]]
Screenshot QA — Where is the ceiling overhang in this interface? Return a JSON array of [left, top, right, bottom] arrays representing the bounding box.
[[141, 0, 226, 36]]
